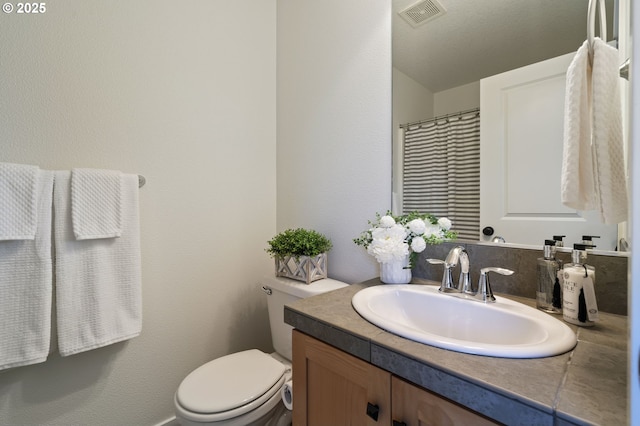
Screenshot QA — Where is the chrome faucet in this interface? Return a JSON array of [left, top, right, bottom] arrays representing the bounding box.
[[427, 246, 472, 294], [428, 247, 514, 303], [474, 267, 514, 302]]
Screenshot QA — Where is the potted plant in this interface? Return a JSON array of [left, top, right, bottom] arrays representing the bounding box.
[[266, 228, 333, 284]]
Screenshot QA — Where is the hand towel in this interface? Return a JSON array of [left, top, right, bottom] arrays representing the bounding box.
[[561, 38, 629, 224], [591, 38, 628, 224], [54, 171, 142, 356], [561, 40, 596, 211], [0, 170, 54, 371], [71, 168, 122, 240], [0, 162, 39, 240]]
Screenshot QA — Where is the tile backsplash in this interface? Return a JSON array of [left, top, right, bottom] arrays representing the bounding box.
[[413, 241, 628, 316]]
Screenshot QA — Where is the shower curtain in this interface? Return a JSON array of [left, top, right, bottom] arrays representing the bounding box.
[[402, 109, 480, 241]]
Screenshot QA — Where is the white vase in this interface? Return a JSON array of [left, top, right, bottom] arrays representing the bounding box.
[[379, 256, 412, 284]]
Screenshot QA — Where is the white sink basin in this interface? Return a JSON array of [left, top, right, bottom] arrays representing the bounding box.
[[352, 285, 577, 358]]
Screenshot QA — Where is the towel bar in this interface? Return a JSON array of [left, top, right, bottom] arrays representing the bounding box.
[[587, 0, 606, 61]]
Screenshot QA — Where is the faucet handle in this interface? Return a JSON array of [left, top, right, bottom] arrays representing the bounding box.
[[482, 267, 514, 276], [475, 267, 514, 303], [426, 258, 456, 293]]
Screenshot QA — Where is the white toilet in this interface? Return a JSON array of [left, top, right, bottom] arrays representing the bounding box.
[[174, 276, 348, 426]]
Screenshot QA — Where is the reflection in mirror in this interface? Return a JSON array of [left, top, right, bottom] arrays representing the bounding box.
[[392, 0, 629, 252]]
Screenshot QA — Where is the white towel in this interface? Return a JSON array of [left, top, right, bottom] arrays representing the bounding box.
[[591, 38, 628, 224], [0, 170, 54, 371], [561, 40, 596, 211], [54, 171, 142, 356], [0, 162, 40, 240], [561, 38, 628, 224], [71, 168, 123, 240]]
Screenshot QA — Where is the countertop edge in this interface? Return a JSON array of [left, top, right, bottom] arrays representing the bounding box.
[[284, 306, 374, 362], [371, 343, 556, 425]]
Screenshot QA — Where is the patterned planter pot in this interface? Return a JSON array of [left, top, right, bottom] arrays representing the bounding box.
[[275, 253, 328, 284]]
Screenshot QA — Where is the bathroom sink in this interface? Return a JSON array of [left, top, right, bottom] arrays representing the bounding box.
[[351, 285, 576, 358]]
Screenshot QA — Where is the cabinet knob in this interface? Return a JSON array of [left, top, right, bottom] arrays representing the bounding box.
[[366, 402, 380, 421], [393, 421, 408, 426]]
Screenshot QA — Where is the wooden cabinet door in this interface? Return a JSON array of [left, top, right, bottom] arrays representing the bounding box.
[[293, 330, 391, 426], [391, 376, 498, 426]]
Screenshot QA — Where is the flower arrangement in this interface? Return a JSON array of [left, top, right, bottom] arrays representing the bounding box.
[[353, 211, 456, 267]]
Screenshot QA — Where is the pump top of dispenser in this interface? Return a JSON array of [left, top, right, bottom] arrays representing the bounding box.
[[572, 243, 595, 264], [581, 235, 600, 244], [553, 235, 566, 247], [543, 240, 557, 259]]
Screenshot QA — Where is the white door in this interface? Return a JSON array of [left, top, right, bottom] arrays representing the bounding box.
[[480, 52, 618, 250]]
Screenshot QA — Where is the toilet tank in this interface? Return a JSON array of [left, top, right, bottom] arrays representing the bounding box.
[[261, 276, 348, 361]]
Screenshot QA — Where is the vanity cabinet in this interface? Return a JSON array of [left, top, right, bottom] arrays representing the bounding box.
[[292, 330, 498, 426], [292, 329, 390, 425], [391, 376, 497, 426]]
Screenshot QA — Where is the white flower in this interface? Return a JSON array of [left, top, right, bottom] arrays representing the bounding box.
[[379, 215, 396, 228], [407, 218, 426, 235], [367, 224, 408, 263], [410, 236, 426, 253], [438, 217, 452, 230], [424, 223, 443, 238], [370, 224, 406, 240], [354, 211, 455, 266]]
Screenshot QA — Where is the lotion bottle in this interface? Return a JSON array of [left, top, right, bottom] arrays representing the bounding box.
[[536, 239, 562, 313], [562, 244, 599, 326]]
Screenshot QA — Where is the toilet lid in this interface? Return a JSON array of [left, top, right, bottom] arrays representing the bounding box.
[[176, 349, 286, 414]]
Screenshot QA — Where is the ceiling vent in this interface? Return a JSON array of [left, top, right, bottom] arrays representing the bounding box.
[[398, 0, 447, 28]]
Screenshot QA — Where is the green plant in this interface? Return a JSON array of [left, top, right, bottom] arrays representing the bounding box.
[[266, 228, 333, 259]]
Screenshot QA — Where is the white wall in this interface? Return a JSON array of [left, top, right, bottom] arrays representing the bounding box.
[[0, 1, 276, 425], [277, 0, 392, 284], [392, 70, 478, 127], [393, 68, 435, 125], [433, 81, 480, 116]]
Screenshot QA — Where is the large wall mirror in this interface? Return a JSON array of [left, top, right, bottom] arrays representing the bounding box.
[[392, 0, 630, 252]]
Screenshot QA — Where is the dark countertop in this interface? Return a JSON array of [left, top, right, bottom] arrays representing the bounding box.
[[284, 278, 628, 426]]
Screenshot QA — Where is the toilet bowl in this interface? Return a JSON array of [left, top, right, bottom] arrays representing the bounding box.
[[174, 350, 291, 426], [174, 276, 348, 426]]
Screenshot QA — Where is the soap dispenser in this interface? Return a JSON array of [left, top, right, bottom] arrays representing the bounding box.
[[552, 235, 566, 248], [562, 244, 599, 326], [536, 240, 562, 313], [581, 235, 600, 246]]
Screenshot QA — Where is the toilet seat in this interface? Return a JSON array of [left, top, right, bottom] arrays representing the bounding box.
[[175, 349, 286, 423]]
